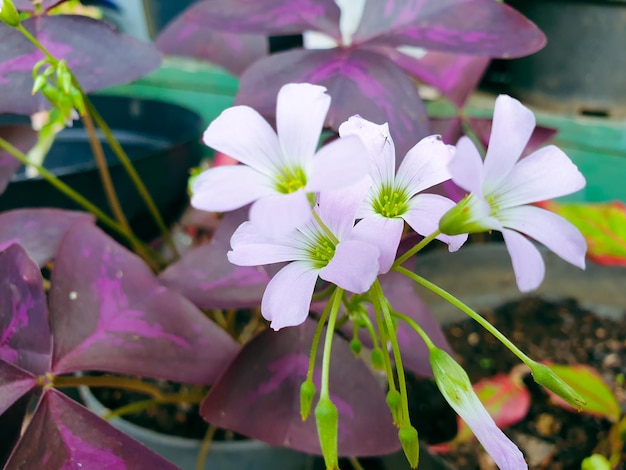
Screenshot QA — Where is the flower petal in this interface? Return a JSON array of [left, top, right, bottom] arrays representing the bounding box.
[[483, 95, 535, 188], [276, 83, 330, 167], [305, 135, 369, 192], [249, 190, 313, 237], [203, 106, 281, 174], [352, 216, 403, 273], [492, 145, 586, 208], [404, 194, 468, 252], [262, 261, 319, 330], [501, 229, 546, 292], [448, 136, 484, 196], [191, 165, 273, 212], [318, 184, 367, 239], [396, 135, 453, 196], [499, 206, 586, 269], [338, 115, 395, 186], [320, 240, 379, 293]]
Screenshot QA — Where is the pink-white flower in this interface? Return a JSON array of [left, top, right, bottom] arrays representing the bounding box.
[[338, 116, 467, 273], [227, 190, 379, 330], [439, 94, 587, 291], [191, 83, 368, 237]]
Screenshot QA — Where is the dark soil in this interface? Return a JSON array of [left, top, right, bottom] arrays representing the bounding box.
[[418, 296, 626, 469]]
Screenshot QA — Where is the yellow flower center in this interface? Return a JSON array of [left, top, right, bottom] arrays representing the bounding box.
[[275, 166, 307, 194]]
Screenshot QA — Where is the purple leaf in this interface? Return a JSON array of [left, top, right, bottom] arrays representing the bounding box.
[[160, 209, 270, 310], [156, 16, 267, 76], [0, 209, 94, 267], [12, 0, 66, 11], [157, 0, 341, 41], [0, 392, 31, 466], [0, 244, 51, 376], [49, 221, 240, 385], [5, 389, 179, 470], [0, 125, 38, 196], [201, 319, 399, 456], [354, 0, 546, 58], [0, 360, 37, 416], [0, 15, 161, 115], [236, 47, 430, 157]]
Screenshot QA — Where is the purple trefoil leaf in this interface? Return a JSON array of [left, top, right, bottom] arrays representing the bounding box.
[[48, 221, 240, 385], [228, 190, 380, 330], [338, 115, 467, 273], [439, 95, 587, 292], [12, 0, 65, 12], [191, 82, 369, 237], [0, 360, 37, 417]]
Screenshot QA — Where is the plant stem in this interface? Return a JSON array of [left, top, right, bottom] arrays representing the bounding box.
[[84, 97, 180, 258], [392, 230, 440, 268], [394, 265, 534, 366], [104, 392, 205, 420], [372, 290, 397, 393], [53, 375, 171, 399], [196, 425, 218, 470], [307, 290, 336, 384], [392, 311, 436, 351], [17, 24, 56, 62], [320, 288, 343, 398]]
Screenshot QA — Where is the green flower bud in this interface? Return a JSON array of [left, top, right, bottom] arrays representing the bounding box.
[[439, 194, 493, 236], [581, 454, 611, 470], [56, 60, 73, 95], [386, 389, 402, 427], [299, 379, 316, 421], [398, 425, 419, 469], [32, 75, 48, 95], [314, 397, 339, 470], [349, 338, 362, 356], [530, 362, 586, 411], [0, 0, 21, 27], [371, 347, 384, 370]]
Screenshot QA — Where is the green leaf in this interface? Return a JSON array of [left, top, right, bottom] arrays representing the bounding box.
[[540, 200, 626, 266], [544, 363, 620, 422]]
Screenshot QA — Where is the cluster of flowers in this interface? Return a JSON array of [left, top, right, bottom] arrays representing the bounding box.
[[191, 82, 587, 469]]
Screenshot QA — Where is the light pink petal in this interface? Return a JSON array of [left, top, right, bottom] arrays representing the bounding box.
[[305, 135, 369, 192], [404, 194, 468, 252], [320, 240, 379, 293], [492, 145, 586, 208], [499, 206, 586, 269], [228, 222, 301, 266], [453, 391, 528, 469], [352, 216, 404, 274], [203, 106, 281, 174], [338, 116, 396, 186], [191, 165, 273, 212], [276, 83, 330, 167], [448, 136, 484, 196], [483, 95, 535, 187], [249, 190, 313, 237], [262, 261, 319, 330], [396, 135, 453, 196], [501, 229, 546, 292], [317, 185, 367, 239]]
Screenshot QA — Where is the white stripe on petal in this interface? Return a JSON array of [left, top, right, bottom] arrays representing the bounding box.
[[501, 229, 546, 292]]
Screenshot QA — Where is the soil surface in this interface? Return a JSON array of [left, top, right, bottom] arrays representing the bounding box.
[[418, 296, 626, 469]]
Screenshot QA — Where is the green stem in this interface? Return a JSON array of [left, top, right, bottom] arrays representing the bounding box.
[[395, 265, 534, 366], [196, 425, 218, 470], [392, 310, 436, 351], [104, 391, 205, 419], [307, 289, 336, 384], [320, 287, 343, 398], [392, 230, 440, 269], [84, 96, 179, 258], [372, 289, 397, 393], [53, 375, 171, 399], [17, 24, 56, 62]]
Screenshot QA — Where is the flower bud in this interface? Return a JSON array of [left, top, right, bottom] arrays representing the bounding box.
[[315, 397, 339, 470], [530, 362, 585, 411], [300, 379, 316, 421], [371, 347, 384, 370], [386, 389, 402, 427], [581, 454, 611, 470], [398, 425, 419, 469], [0, 0, 20, 27], [349, 338, 362, 356], [439, 194, 494, 236]]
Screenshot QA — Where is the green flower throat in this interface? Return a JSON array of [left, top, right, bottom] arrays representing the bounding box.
[[275, 166, 307, 194], [373, 186, 409, 218]]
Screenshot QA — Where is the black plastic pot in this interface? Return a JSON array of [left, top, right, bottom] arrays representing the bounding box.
[[484, 0, 626, 117], [0, 95, 204, 240]]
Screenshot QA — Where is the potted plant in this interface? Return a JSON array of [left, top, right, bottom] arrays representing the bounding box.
[[0, 1, 606, 469]]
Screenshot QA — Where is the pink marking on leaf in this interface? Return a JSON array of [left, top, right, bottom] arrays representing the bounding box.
[[0, 285, 35, 364], [57, 420, 126, 469]]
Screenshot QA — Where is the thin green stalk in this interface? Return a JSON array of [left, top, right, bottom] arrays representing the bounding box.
[[196, 425, 218, 470], [53, 375, 169, 399], [104, 391, 205, 419], [372, 292, 397, 393], [320, 287, 343, 398], [306, 288, 336, 383], [392, 310, 436, 351], [394, 265, 534, 366], [392, 230, 440, 269], [84, 97, 179, 258], [17, 24, 56, 61]]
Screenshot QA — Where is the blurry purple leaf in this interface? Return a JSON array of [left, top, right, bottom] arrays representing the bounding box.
[[0, 393, 31, 466], [156, 15, 267, 76], [0, 209, 94, 267], [0, 360, 37, 416], [377, 268, 452, 377], [5, 389, 179, 470], [467, 117, 557, 155], [49, 221, 240, 385], [157, 0, 341, 41], [354, 0, 545, 58], [202, 319, 399, 456], [12, 0, 66, 11], [0, 15, 161, 115], [0, 125, 38, 196], [160, 209, 270, 310], [0, 244, 51, 375], [375, 48, 489, 108], [236, 48, 430, 157]]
